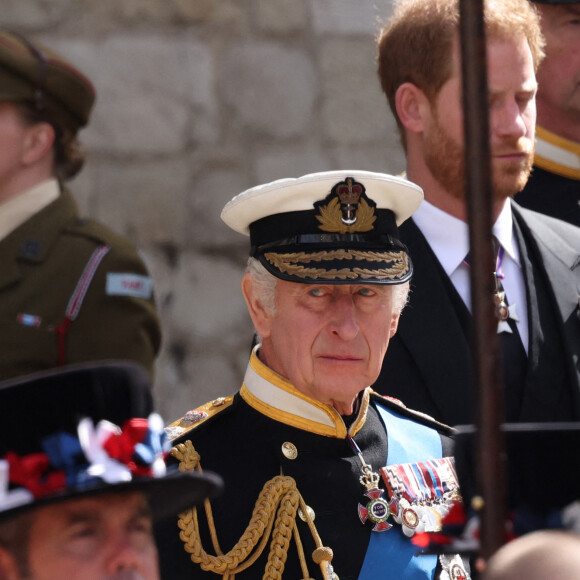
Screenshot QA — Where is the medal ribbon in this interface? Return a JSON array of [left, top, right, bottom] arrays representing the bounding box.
[[358, 402, 440, 580], [462, 245, 505, 278], [347, 434, 382, 491], [383, 457, 459, 505], [411, 463, 429, 502], [422, 461, 443, 499], [495, 245, 505, 282]]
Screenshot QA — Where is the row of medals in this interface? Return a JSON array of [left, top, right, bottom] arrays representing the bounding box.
[[356, 458, 459, 537], [360, 483, 455, 537]]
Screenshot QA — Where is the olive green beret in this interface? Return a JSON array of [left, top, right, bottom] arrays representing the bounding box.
[[0, 30, 95, 132]]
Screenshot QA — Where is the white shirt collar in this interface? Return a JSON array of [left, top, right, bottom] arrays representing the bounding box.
[[413, 198, 519, 271], [412, 198, 528, 351], [412, 199, 470, 276], [492, 200, 519, 265], [0, 179, 60, 242]]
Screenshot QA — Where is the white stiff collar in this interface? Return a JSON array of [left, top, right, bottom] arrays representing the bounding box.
[[534, 126, 580, 180], [240, 347, 369, 438]]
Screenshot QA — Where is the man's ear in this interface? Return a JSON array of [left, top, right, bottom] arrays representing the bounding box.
[[389, 312, 401, 338], [21, 122, 55, 166], [0, 546, 21, 580], [241, 274, 272, 339], [395, 82, 431, 134]]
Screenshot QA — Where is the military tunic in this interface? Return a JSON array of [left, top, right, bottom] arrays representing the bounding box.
[[514, 127, 580, 227], [0, 188, 161, 379], [156, 350, 463, 580]]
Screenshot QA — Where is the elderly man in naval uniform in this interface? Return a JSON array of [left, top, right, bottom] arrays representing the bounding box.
[[156, 170, 469, 580]]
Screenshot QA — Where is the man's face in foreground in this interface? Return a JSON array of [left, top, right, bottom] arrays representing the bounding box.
[[1, 491, 159, 580], [251, 279, 401, 415]]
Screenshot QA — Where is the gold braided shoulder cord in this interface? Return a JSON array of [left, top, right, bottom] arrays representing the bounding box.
[[172, 441, 335, 580]]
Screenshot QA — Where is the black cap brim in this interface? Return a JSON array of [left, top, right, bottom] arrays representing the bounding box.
[[0, 468, 223, 523]]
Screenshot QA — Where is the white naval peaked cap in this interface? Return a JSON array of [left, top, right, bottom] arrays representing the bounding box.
[[221, 170, 423, 235], [221, 170, 423, 285]]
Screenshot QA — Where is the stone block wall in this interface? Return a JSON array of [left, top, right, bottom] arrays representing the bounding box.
[[7, 0, 404, 421]]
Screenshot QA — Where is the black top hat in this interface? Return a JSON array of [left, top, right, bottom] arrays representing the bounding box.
[[0, 361, 222, 522], [0, 30, 95, 132], [221, 170, 423, 285]]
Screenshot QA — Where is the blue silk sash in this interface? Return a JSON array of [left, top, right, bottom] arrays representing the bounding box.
[[358, 403, 441, 579]]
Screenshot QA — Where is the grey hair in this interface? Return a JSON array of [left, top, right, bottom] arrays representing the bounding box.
[[393, 280, 410, 315], [245, 257, 278, 316], [245, 257, 410, 316]]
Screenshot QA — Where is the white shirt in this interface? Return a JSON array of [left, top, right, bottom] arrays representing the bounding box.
[[413, 199, 529, 352], [0, 179, 60, 242]]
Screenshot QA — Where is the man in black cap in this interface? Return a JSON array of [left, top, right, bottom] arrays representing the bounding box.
[[373, 0, 580, 427], [155, 170, 469, 580], [0, 30, 161, 380], [514, 0, 580, 226], [0, 361, 222, 580]]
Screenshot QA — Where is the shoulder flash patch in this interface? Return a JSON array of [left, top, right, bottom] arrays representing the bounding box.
[[106, 273, 153, 299], [164, 396, 234, 441]]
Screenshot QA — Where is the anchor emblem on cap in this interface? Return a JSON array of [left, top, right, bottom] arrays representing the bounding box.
[[315, 177, 376, 234], [336, 177, 364, 225]]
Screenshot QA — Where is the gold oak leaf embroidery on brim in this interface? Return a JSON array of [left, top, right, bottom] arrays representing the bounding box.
[[220, 170, 424, 285], [264, 250, 410, 281]]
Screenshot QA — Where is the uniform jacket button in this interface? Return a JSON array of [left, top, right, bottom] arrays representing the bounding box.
[[281, 441, 298, 460], [20, 239, 43, 258]]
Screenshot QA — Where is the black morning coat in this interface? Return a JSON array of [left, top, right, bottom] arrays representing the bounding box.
[[374, 200, 580, 427]]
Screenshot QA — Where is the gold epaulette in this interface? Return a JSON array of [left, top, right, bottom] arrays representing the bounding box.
[[164, 396, 234, 441]]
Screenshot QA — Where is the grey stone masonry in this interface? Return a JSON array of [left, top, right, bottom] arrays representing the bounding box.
[[12, 0, 404, 421]]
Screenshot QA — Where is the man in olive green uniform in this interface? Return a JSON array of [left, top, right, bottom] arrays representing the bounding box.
[[0, 30, 161, 379]]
